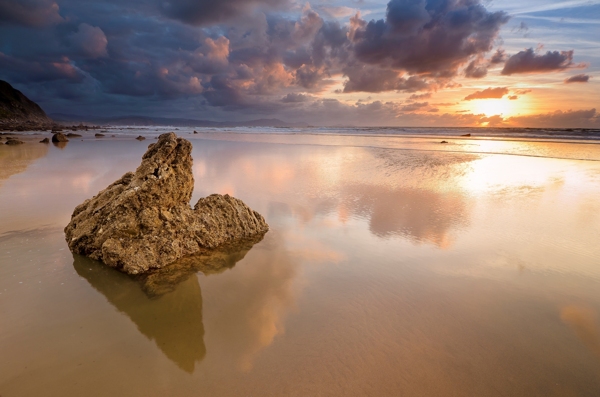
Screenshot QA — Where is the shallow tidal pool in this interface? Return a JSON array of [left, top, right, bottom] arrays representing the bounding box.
[[1, 131, 600, 396]]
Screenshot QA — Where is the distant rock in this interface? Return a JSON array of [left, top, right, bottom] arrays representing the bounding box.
[[95, 133, 105, 137], [52, 132, 69, 143], [0, 80, 54, 130], [5, 138, 24, 145], [67, 133, 82, 137], [136, 135, 146, 141], [40, 137, 50, 144], [440, 140, 448, 144], [461, 133, 471, 137], [65, 132, 269, 275]]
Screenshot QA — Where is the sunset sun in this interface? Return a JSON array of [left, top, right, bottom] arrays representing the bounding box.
[[470, 98, 521, 118]]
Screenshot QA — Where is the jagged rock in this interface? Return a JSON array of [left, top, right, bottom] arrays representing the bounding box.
[[52, 132, 69, 142], [64, 132, 268, 274]]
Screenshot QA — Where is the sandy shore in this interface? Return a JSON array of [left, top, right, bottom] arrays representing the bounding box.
[[1, 132, 600, 396]]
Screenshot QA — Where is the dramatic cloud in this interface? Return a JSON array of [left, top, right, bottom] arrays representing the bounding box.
[[68, 23, 108, 58], [565, 74, 590, 83], [501, 48, 575, 75], [342, 64, 430, 93], [159, 0, 288, 26], [463, 87, 509, 101], [350, 0, 509, 76], [0, 0, 62, 27], [0, 0, 594, 127]]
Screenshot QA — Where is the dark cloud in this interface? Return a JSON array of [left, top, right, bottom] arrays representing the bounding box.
[[0, 53, 84, 84], [565, 74, 590, 84], [464, 58, 487, 78], [281, 93, 312, 103], [501, 48, 575, 75], [68, 23, 108, 59], [342, 64, 429, 93], [0, 0, 63, 27], [350, 0, 509, 76], [159, 0, 288, 26], [463, 87, 509, 100], [489, 48, 506, 64]]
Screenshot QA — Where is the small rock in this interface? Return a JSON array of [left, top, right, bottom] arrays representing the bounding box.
[[67, 133, 82, 137], [5, 138, 24, 145], [136, 135, 146, 141], [52, 132, 69, 143], [95, 133, 105, 137], [40, 137, 50, 144], [461, 133, 471, 137], [193, 130, 198, 134], [440, 140, 448, 144]]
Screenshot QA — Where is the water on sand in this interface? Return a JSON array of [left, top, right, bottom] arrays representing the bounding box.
[[1, 130, 600, 396]]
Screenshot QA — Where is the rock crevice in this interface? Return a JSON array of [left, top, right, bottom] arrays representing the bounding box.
[[65, 132, 268, 274]]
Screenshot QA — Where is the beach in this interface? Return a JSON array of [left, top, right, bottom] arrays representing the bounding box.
[[1, 129, 600, 396]]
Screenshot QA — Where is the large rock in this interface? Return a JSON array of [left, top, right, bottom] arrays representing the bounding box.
[[64, 132, 268, 274], [0, 79, 54, 130]]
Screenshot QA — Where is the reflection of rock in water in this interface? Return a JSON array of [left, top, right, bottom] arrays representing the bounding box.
[[72, 237, 262, 373], [0, 143, 49, 186], [138, 237, 263, 298]]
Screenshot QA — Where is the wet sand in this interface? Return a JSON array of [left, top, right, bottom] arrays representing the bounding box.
[[1, 131, 600, 396]]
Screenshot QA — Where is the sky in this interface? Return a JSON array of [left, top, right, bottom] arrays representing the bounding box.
[[0, 0, 598, 127]]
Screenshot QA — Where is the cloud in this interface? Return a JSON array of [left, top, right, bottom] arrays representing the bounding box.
[[350, 0, 510, 76], [408, 92, 431, 101], [464, 58, 488, 78], [501, 48, 576, 75], [315, 5, 358, 19], [159, 0, 288, 26], [489, 49, 507, 64], [565, 74, 590, 83], [281, 93, 312, 103], [463, 87, 509, 101], [69, 23, 108, 59], [342, 64, 429, 93], [507, 89, 531, 100], [0, 0, 63, 27], [507, 108, 599, 128], [400, 101, 428, 112]]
